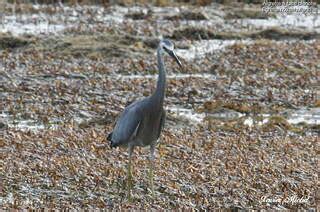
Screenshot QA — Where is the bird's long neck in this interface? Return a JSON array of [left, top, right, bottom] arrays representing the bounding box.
[[151, 46, 166, 108]]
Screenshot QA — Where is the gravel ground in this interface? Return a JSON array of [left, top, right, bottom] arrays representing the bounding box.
[[0, 2, 319, 209]]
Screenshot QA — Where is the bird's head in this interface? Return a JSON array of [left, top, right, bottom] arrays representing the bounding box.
[[160, 39, 182, 68]]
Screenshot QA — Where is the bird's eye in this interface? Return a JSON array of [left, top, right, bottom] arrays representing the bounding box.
[[163, 45, 172, 53]]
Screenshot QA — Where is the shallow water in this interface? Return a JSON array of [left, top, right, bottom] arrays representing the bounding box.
[[168, 106, 320, 127], [4, 107, 318, 131], [176, 40, 252, 60], [1, 4, 318, 36], [287, 107, 320, 125], [240, 13, 320, 32], [0, 13, 67, 35], [0, 20, 65, 35], [167, 106, 205, 123]]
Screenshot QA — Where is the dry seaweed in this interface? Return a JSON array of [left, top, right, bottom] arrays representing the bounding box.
[[170, 26, 320, 40], [0, 33, 31, 49], [164, 11, 208, 20], [0, 2, 319, 210]]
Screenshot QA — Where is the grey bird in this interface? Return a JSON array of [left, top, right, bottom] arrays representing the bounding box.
[[107, 39, 182, 197]]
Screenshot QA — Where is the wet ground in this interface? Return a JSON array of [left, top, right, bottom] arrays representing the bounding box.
[[0, 2, 319, 210]]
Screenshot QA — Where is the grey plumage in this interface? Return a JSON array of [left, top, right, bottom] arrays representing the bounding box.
[[107, 39, 182, 197]]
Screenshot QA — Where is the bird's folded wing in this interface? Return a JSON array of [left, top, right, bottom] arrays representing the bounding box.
[[111, 105, 142, 144]]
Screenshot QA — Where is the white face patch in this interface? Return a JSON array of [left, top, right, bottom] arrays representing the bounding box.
[[160, 40, 174, 52], [167, 44, 174, 51]]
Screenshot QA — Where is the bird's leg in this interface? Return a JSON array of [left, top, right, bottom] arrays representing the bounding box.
[[149, 144, 155, 197], [127, 145, 134, 200]]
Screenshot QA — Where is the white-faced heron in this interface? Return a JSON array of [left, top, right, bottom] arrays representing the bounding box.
[[107, 39, 182, 197]]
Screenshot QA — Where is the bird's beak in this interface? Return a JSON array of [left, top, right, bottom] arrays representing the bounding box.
[[169, 50, 182, 68]]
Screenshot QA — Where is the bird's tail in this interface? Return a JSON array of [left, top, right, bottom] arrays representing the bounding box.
[[107, 132, 113, 141], [107, 132, 118, 148]]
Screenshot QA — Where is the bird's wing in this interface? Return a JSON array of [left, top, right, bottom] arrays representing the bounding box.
[[111, 100, 144, 146], [157, 109, 166, 139]]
